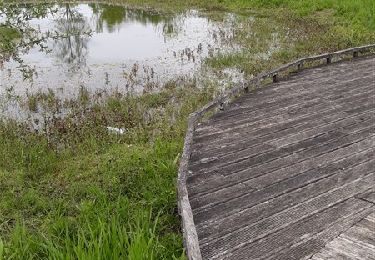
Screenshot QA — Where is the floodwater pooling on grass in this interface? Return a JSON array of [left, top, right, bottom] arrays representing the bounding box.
[[0, 3, 240, 98], [0, 2, 286, 127]]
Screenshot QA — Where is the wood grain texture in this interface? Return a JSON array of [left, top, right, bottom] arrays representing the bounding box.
[[310, 212, 375, 260], [186, 55, 375, 259]]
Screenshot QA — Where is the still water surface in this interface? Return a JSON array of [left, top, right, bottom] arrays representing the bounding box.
[[0, 3, 237, 98]]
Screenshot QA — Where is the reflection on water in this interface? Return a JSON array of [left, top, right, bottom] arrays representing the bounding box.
[[0, 3, 238, 100], [90, 4, 176, 34], [54, 5, 90, 68]]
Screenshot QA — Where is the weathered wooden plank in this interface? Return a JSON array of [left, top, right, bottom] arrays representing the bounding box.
[[190, 126, 374, 211], [193, 85, 374, 143], [196, 58, 374, 126], [192, 137, 375, 225], [197, 60, 374, 129], [226, 199, 373, 260], [197, 167, 373, 248], [191, 92, 374, 156], [193, 104, 369, 164], [180, 52, 375, 259], [191, 100, 373, 162], [191, 122, 374, 183], [271, 207, 375, 260], [196, 149, 375, 241], [188, 125, 375, 188], [189, 108, 374, 175], [189, 137, 375, 201], [198, 72, 374, 129], [310, 212, 375, 260], [200, 172, 374, 259]]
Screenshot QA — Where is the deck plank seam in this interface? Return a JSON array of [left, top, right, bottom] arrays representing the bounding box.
[[189, 143, 375, 200], [190, 135, 375, 206], [357, 197, 375, 206], [200, 66, 375, 124], [189, 128, 375, 185], [193, 160, 375, 226], [204, 72, 375, 123], [189, 112, 375, 170], [191, 105, 374, 158], [193, 91, 374, 145], [196, 172, 375, 244], [211, 199, 374, 259], [307, 207, 375, 260], [198, 171, 375, 248]]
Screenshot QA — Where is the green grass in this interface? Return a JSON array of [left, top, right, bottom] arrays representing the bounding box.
[[92, 0, 375, 31], [0, 83, 217, 259], [0, 26, 20, 41], [205, 0, 374, 78], [0, 0, 374, 259], [9, 0, 374, 30], [0, 25, 20, 53]]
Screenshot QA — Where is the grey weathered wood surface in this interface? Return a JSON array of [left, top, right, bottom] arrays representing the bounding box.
[[311, 211, 375, 260], [178, 45, 375, 260]]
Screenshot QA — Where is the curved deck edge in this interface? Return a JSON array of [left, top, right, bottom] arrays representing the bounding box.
[[177, 44, 375, 260]]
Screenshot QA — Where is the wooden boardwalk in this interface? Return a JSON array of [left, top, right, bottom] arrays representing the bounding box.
[[183, 55, 375, 259]]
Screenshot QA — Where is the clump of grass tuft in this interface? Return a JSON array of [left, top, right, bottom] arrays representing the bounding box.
[[0, 25, 20, 54], [3, 207, 185, 259]]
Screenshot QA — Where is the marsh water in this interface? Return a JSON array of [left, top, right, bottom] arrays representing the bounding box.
[[0, 3, 239, 99]]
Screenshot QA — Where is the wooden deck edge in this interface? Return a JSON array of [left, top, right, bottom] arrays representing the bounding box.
[[177, 44, 375, 260], [178, 114, 203, 260]]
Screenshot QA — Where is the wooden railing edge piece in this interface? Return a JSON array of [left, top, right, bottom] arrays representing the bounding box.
[[177, 44, 375, 260], [177, 113, 202, 260]]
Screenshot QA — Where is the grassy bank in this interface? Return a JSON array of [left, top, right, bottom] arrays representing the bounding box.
[[201, 0, 375, 76], [0, 83, 216, 259], [0, 0, 374, 259]]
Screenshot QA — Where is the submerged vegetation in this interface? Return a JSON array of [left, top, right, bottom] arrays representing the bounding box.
[[0, 0, 374, 259], [0, 25, 19, 56]]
